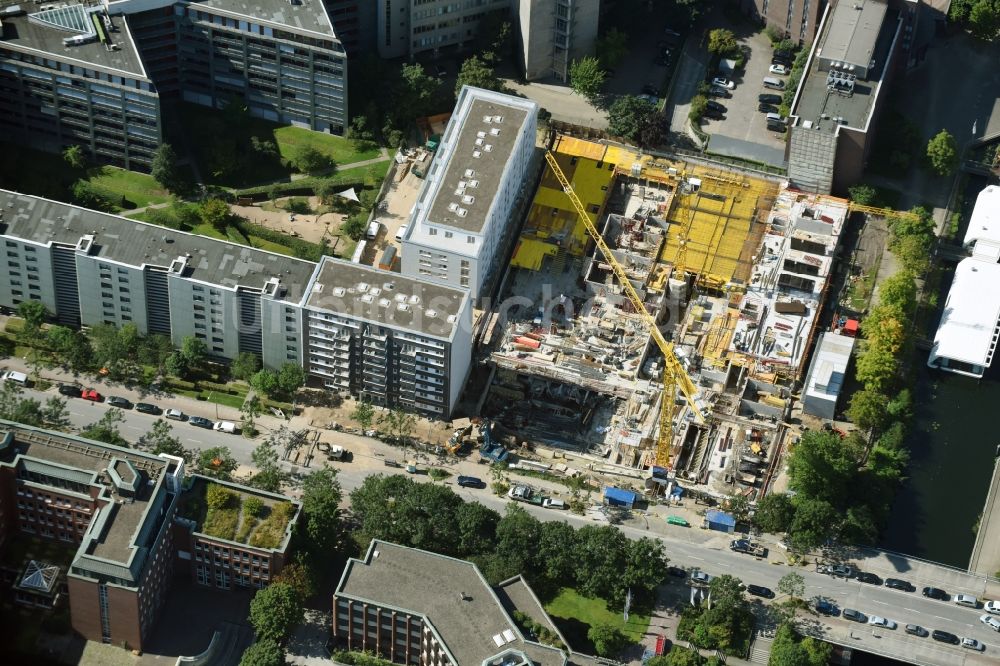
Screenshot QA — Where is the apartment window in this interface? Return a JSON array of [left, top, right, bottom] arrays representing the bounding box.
[[428, 227, 437, 236], [467, 236, 475, 244], [444, 231, 453, 238]]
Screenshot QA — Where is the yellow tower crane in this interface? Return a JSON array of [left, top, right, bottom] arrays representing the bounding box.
[[545, 151, 708, 468]]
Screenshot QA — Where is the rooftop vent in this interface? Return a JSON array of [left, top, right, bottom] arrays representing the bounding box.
[[475, 138, 484, 146], [409, 295, 420, 304], [456, 207, 468, 217], [383, 282, 396, 290], [458, 180, 467, 189], [447, 314, 458, 324], [357, 282, 370, 293], [454, 188, 464, 196], [360, 294, 374, 303], [378, 298, 391, 307], [482, 115, 492, 123], [426, 309, 437, 318], [332, 287, 346, 297], [490, 127, 500, 136], [464, 169, 476, 178], [493, 115, 503, 123], [369, 287, 381, 296], [462, 195, 475, 205], [397, 303, 410, 312], [395, 293, 407, 302], [448, 202, 459, 212], [472, 151, 482, 159], [468, 179, 480, 188], [476, 131, 486, 138], [484, 144, 493, 152]]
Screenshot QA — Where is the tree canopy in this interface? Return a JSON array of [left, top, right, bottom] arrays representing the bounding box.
[[455, 55, 506, 97], [248, 582, 303, 644], [608, 95, 659, 144], [926, 129, 958, 176], [569, 57, 606, 102], [151, 143, 184, 192], [239, 639, 284, 666]]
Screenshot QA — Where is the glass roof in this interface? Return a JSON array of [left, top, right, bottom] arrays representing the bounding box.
[[28, 4, 91, 34]]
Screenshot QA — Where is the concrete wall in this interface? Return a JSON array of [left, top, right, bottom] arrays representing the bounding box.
[[76, 256, 151, 334], [740, 0, 823, 43], [261, 298, 303, 369], [166, 277, 241, 359], [0, 239, 58, 315], [518, 0, 600, 82]]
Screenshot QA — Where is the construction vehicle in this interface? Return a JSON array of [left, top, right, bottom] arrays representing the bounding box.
[[478, 418, 509, 463], [545, 151, 708, 469], [507, 484, 545, 506], [446, 424, 473, 455]]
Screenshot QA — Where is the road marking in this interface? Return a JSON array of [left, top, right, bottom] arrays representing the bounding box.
[[903, 608, 917, 613], [931, 615, 952, 621], [871, 599, 889, 606], [189, 439, 202, 444], [689, 555, 705, 561]]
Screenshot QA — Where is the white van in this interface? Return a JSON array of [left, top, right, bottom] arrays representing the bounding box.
[[763, 77, 785, 89], [366, 221, 381, 240], [213, 421, 237, 434], [542, 498, 566, 510], [395, 225, 408, 242], [2, 370, 27, 386]]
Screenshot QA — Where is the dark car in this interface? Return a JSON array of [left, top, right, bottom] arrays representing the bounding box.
[[767, 122, 787, 133], [704, 109, 725, 121], [107, 396, 133, 409], [456, 475, 485, 488], [58, 384, 80, 397], [135, 402, 161, 415], [815, 599, 839, 616], [706, 100, 727, 113], [856, 572, 883, 585], [885, 578, 915, 592], [667, 566, 687, 578], [758, 103, 778, 113], [772, 55, 793, 67], [642, 84, 658, 96], [189, 416, 214, 429], [708, 87, 731, 98], [746, 585, 774, 599], [843, 609, 867, 623], [758, 93, 783, 105], [923, 586, 950, 601], [905, 624, 929, 637], [931, 630, 960, 644]]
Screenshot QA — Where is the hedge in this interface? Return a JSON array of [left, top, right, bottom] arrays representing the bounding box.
[[232, 175, 364, 199], [235, 219, 332, 261]]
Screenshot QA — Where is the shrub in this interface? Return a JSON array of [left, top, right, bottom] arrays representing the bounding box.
[[244, 496, 264, 518]]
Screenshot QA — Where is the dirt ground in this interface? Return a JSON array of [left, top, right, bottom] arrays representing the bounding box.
[[230, 196, 345, 245]]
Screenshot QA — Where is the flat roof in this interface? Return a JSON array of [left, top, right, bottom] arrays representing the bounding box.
[[194, 0, 337, 38], [804, 332, 855, 401], [420, 88, 534, 235], [304, 256, 468, 339], [0, 190, 316, 301], [964, 185, 1000, 249], [821, 0, 888, 69], [337, 541, 564, 666], [0, 3, 147, 78], [931, 258, 1000, 368]]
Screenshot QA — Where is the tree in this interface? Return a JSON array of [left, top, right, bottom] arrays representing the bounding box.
[[455, 55, 505, 97], [300, 466, 343, 556], [622, 537, 669, 605], [724, 494, 751, 523], [786, 430, 861, 506], [314, 179, 341, 206], [893, 234, 932, 274], [777, 571, 805, 601], [879, 271, 917, 312], [63, 144, 87, 169], [967, 0, 1000, 39], [47, 325, 92, 371], [248, 582, 303, 644], [847, 184, 877, 206], [199, 198, 231, 232], [789, 499, 840, 551], [249, 439, 287, 492], [587, 623, 629, 658], [769, 623, 809, 666], [241, 394, 263, 438], [753, 493, 796, 533], [380, 408, 417, 445], [351, 400, 375, 431], [232, 352, 261, 381], [274, 560, 315, 600], [239, 639, 284, 666], [855, 345, 897, 392], [608, 95, 657, 142], [276, 362, 305, 396], [709, 574, 745, 611], [250, 369, 280, 398], [139, 419, 190, 461], [688, 94, 708, 123], [569, 57, 606, 102], [708, 28, 738, 56], [197, 446, 238, 481], [17, 300, 48, 341], [90, 322, 142, 382], [596, 28, 629, 67], [180, 335, 208, 372], [455, 501, 500, 557], [41, 397, 70, 430], [151, 143, 184, 192], [398, 63, 442, 119], [573, 525, 630, 603], [81, 409, 127, 447], [926, 129, 958, 176], [846, 389, 889, 432], [292, 146, 332, 175]]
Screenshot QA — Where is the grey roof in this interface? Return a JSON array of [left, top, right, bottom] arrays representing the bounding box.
[[337, 541, 567, 666], [304, 256, 469, 339], [426, 96, 530, 234], [0, 190, 316, 302], [194, 0, 337, 38], [820, 0, 888, 69], [0, 3, 147, 78], [496, 576, 568, 648]]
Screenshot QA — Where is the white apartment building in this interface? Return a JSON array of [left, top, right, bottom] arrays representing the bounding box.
[[302, 257, 472, 417], [400, 86, 536, 301]]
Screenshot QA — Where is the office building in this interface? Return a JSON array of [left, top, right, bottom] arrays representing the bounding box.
[[0, 189, 316, 369], [517, 0, 599, 82], [739, 0, 823, 44], [302, 256, 473, 417], [0, 2, 162, 171], [376, 0, 510, 60], [333, 539, 600, 666], [786, 0, 917, 193], [400, 86, 537, 300], [325, 0, 375, 55]]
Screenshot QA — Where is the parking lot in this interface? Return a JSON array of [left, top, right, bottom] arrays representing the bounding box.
[[699, 27, 789, 167]]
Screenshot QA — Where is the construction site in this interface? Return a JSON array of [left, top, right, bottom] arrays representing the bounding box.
[[479, 136, 849, 501]]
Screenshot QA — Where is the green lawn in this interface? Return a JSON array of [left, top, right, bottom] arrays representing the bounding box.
[[544, 588, 650, 651], [172, 387, 247, 411], [274, 125, 380, 165], [85, 166, 170, 210]]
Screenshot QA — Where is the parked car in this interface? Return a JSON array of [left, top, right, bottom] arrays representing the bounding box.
[[136, 402, 161, 415], [711, 77, 735, 89], [758, 103, 779, 113], [923, 586, 950, 600], [931, 630, 960, 644], [979, 614, 1000, 632], [542, 498, 566, 510], [690, 571, 712, 585], [706, 100, 727, 113], [884, 578, 914, 592], [955, 594, 979, 608], [746, 585, 774, 599], [106, 396, 133, 409], [708, 86, 731, 98], [772, 56, 793, 67], [704, 108, 725, 121], [868, 616, 897, 629], [962, 637, 985, 651], [815, 599, 839, 616], [843, 609, 867, 623], [189, 416, 214, 429], [164, 408, 185, 421], [856, 572, 882, 585], [434, 63, 447, 77], [58, 384, 80, 397], [81, 389, 102, 402], [767, 121, 787, 133], [769, 64, 790, 75], [986, 599, 1000, 614], [827, 564, 857, 578], [905, 624, 928, 637], [2, 370, 28, 386], [667, 566, 687, 578], [758, 93, 783, 104], [457, 475, 485, 488], [214, 421, 237, 434]]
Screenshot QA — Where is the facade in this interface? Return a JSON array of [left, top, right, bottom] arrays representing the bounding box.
[[802, 332, 855, 419], [325, 0, 376, 55], [333, 540, 599, 666], [376, 0, 510, 60], [0, 2, 162, 171], [517, 0, 599, 82], [401, 86, 537, 301], [785, 0, 915, 193], [302, 256, 473, 417], [0, 189, 315, 369], [739, 0, 823, 44]]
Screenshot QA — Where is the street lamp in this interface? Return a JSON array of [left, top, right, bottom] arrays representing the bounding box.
[[208, 393, 219, 419]]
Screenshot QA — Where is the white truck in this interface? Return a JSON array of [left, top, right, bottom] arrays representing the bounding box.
[[213, 421, 237, 434]]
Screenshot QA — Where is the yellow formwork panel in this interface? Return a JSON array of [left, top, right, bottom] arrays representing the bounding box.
[[511, 237, 560, 270], [552, 135, 608, 161]]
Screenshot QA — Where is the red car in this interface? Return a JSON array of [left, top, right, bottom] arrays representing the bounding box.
[[81, 389, 102, 402]]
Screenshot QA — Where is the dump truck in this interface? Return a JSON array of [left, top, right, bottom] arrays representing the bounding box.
[[730, 539, 767, 557]]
